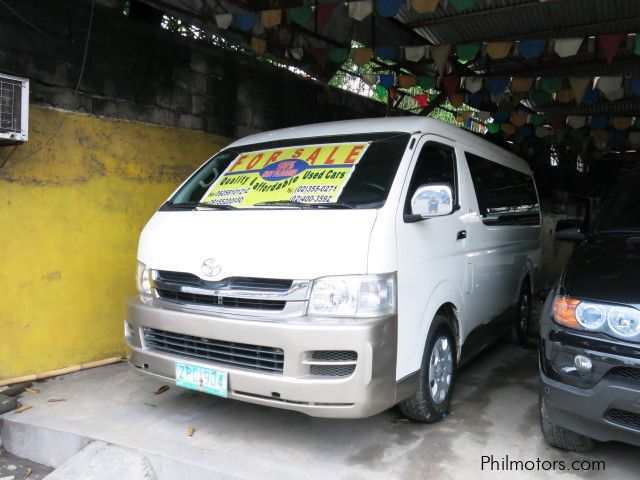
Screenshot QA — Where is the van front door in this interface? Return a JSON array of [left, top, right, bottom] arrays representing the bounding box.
[[395, 136, 468, 379]]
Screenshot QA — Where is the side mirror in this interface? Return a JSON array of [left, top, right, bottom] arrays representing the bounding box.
[[555, 219, 586, 242], [405, 184, 455, 223]]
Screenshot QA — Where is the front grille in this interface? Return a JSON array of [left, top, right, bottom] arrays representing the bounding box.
[[606, 366, 640, 383], [605, 408, 640, 430], [155, 271, 292, 292], [156, 289, 286, 311], [143, 327, 284, 374], [311, 351, 358, 362], [310, 364, 356, 376]]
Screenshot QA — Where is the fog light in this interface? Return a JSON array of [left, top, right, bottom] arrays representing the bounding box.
[[124, 321, 135, 340], [574, 355, 592, 373]]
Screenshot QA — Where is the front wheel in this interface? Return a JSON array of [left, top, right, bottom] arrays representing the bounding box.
[[539, 393, 593, 452], [399, 316, 456, 423]]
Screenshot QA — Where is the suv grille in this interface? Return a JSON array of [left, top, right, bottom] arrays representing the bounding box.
[[606, 366, 640, 382], [156, 288, 286, 311], [143, 327, 284, 374], [605, 408, 640, 430]]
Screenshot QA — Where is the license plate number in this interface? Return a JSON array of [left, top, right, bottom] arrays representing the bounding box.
[[175, 361, 228, 397]]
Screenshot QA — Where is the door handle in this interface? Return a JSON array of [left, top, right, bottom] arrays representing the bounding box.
[[457, 230, 467, 240]]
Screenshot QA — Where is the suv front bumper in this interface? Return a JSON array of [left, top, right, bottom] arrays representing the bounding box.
[[125, 297, 415, 418]]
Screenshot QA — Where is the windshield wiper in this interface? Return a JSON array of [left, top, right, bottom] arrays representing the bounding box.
[[254, 200, 354, 209], [166, 202, 237, 210]]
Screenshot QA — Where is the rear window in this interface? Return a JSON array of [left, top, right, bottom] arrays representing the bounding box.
[[465, 152, 540, 226], [167, 132, 410, 209]]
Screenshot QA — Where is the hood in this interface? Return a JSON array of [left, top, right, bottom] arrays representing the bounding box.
[[563, 234, 640, 304], [138, 209, 379, 281]]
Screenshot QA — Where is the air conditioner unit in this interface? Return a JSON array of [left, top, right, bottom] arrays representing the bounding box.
[[0, 73, 29, 143]]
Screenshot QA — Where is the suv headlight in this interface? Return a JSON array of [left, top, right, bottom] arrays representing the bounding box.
[[136, 261, 152, 295], [552, 296, 640, 339], [308, 273, 396, 318]]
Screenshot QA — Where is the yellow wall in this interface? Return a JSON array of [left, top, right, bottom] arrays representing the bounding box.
[[0, 106, 230, 379]]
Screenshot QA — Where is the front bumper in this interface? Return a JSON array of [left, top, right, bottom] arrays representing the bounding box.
[[541, 371, 640, 447], [125, 297, 412, 418], [539, 289, 640, 446]]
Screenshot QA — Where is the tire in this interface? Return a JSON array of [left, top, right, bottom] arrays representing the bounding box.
[[508, 282, 531, 345], [539, 392, 593, 452], [399, 315, 456, 423]]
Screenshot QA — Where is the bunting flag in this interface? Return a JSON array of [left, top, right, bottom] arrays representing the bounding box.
[[441, 75, 460, 97], [635, 36, 640, 55], [598, 33, 624, 64], [250, 36, 267, 54], [376, 46, 400, 61], [518, 40, 546, 59], [234, 12, 256, 31], [260, 9, 282, 29], [317, 4, 337, 31], [450, 93, 464, 107], [566, 116, 586, 129], [486, 41, 512, 60], [351, 47, 373, 66], [419, 75, 437, 89], [511, 113, 528, 127], [398, 75, 417, 88], [629, 131, 640, 147], [456, 43, 481, 61], [569, 77, 591, 105], [288, 47, 303, 61], [632, 76, 640, 96], [603, 87, 624, 101], [549, 116, 566, 133], [556, 89, 574, 103], [553, 38, 583, 57], [612, 116, 632, 130], [378, 74, 395, 89], [511, 77, 534, 93], [288, 6, 313, 25], [501, 123, 516, 135], [488, 76, 508, 94], [596, 76, 623, 94], [328, 47, 349, 63], [349, 0, 373, 20], [412, 0, 439, 13], [416, 94, 429, 107], [405, 45, 428, 62], [590, 116, 608, 129], [539, 77, 563, 93], [377, 0, 404, 17], [362, 74, 378, 85], [215, 13, 233, 29], [464, 77, 483, 93], [431, 44, 451, 75], [450, 0, 477, 12]]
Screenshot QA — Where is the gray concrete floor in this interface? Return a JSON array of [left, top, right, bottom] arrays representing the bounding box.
[[1, 340, 640, 479], [0, 446, 52, 480]]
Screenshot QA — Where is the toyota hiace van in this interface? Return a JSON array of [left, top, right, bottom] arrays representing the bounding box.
[[126, 117, 541, 421]]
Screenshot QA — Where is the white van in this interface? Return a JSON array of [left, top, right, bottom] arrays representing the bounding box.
[[126, 117, 541, 421]]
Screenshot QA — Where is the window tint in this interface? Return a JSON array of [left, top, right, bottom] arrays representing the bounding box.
[[594, 173, 640, 233], [404, 142, 457, 214], [465, 152, 539, 226]]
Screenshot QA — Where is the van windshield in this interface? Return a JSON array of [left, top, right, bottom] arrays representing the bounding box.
[[166, 132, 411, 210]]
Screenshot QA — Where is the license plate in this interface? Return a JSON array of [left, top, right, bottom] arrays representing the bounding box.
[[175, 361, 228, 397]]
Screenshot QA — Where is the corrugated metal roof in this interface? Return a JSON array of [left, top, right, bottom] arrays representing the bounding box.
[[397, 0, 640, 45]]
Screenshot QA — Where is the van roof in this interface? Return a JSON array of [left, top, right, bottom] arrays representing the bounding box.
[[228, 117, 532, 174]]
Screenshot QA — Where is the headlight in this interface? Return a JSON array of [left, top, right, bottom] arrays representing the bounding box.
[[308, 273, 396, 318], [552, 296, 640, 340], [136, 261, 152, 295]]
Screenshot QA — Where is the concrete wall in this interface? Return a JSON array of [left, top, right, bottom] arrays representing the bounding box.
[[0, 106, 229, 378], [0, 0, 386, 139], [0, 1, 387, 379]]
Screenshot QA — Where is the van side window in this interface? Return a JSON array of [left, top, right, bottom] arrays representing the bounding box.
[[465, 152, 540, 226], [404, 142, 457, 214]]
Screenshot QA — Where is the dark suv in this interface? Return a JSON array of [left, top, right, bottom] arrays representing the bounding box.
[[539, 171, 640, 451]]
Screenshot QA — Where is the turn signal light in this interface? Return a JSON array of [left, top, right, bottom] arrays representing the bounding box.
[[552, 296, 581, 328]]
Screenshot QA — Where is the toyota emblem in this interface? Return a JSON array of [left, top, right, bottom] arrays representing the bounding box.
[[201, 258, 222, 278]]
